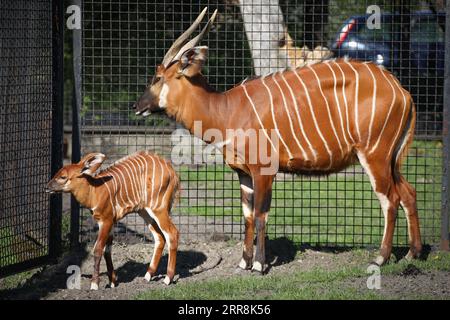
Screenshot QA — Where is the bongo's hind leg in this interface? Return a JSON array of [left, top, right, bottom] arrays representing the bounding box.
[[373, 187, 400, 266], [396, 175, 422, 260], [147, 222, 166, 280], [138, 209, 166, 281], [357, 152, 400, 265], [145, 207, 179, 285]]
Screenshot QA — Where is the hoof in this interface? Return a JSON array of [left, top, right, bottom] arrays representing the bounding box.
[[90, 282, 99, 291], [238, 258, 251, 270], [405, 249, 420, 261], [163, 276, 172, 286], [372, 255, 386, 266], [109, 273, 117, 288], [144, 272, 152, 282], [404, 253, 414, 262], [251, 261, 264, 274]]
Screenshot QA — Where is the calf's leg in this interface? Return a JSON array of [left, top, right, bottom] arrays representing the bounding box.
[[91, 219, 113, 290]]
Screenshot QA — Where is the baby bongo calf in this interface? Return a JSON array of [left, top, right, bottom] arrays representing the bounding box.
[[46, 151, 180, 290]]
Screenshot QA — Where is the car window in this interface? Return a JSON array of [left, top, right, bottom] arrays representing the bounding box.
[[356, 19, 392, 42], [411, 17, 444, 43]]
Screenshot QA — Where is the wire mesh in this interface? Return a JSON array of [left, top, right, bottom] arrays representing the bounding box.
[[80, 0, 445, 247], [0, 0, 53, 271]]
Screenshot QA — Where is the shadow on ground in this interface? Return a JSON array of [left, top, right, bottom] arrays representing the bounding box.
[[0, 233, 433, 300], [0, 245, 208, 299], [0, 245, 90, 300]]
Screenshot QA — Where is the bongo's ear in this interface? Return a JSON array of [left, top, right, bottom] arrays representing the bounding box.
[[178, 46, 208, 78]]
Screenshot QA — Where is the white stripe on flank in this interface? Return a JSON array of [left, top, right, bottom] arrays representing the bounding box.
[[122, 161, 139, 206], [261, 75, 294, 159], [155, 158, 165, 210], [395, 124, 412, 166], [135, 154, 148, 204], [293, 70, 333, 168], [115, 164, 136, 207], [142, 155, 148, 204], [333, 61, 355, 144], [241, 83, 278, 153], [324, 62, 351, 152], [344, 61, 361, 141], [369, 70, 396, 155], [363, 63, 378, 149], [307, 65, 344, 158], [136, 154, 148, 205], [108, 166, 128, 209], [103, 177, 117, 218], [106, 168, 123, 209], [149, 156, 157, 209], [388, 74, 408, 160], [272, 73, 309, 161], [110, 166, 134, 208], [129, 156, 144, 205], [134, 155, 148, 204], [128, 157, 144, 206], [279, 72, 317, 162]]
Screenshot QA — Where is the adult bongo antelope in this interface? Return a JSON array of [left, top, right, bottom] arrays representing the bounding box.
[[133, 8, 421, 273], [46, 151, 180, 289]]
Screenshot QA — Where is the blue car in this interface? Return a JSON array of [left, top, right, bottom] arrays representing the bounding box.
[[331, 10, 445, 76]]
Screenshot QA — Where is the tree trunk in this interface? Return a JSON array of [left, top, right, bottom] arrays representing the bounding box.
[[238, 0, 288, 76]]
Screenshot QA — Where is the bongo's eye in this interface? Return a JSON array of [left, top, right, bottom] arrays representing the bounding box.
[[151, 76, 162, 85]]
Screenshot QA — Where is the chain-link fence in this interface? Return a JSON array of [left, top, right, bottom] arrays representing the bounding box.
[[0, 0, 63, 276], [78, 0, 448, 248]]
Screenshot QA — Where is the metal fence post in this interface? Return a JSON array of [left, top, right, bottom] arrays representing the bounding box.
[[71, 0, 82, 248], [49, 0, 64, 260], [441, 2, 450, 251]]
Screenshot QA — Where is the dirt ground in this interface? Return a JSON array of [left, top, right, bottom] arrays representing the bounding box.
[[0, 237, 449, 300]]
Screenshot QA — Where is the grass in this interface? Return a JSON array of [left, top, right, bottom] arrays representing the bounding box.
[[0, 227, 20, 268], [135, 251, 450, 300], [0, 226, 44, 292], [0, 212, 71, 291], [0, 269, 39, 291], [174, 140, 443, 246], [137, 268, 382, 300]]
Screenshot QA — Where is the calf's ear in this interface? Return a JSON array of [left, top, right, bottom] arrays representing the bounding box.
[[79, 153, 106, 176]]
